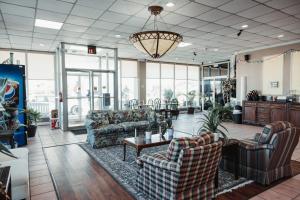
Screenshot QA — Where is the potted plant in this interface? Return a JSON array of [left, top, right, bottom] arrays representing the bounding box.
[[163, 89, 173, 108], [165, 118, 174, 138], [198, 108, 229, 142], [185, 90, 196, 114], [24, 108, 41, 137]]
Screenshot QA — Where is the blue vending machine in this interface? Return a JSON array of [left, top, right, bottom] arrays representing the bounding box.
[[0, 64, 27, 146]]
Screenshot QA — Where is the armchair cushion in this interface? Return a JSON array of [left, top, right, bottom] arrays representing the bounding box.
[[140, 151, 180, 172], [258, 121, 293, 144], [197, 132, 214, 145], [166, 137, 198, 162]]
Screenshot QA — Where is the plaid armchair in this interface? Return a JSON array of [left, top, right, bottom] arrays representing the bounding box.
[[136, 132, 223, 200], [239, 121, 299, 185]]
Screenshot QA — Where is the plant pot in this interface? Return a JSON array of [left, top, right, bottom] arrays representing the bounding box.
[[145, 131, 152, 140], [27, 125, 37, 137], [166, 128, 174, 139], [213, 132, 219, 141], [187, 107, 195, 114]]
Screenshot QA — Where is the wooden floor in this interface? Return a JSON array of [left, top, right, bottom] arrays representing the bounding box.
[[26, 113, 300, 200]]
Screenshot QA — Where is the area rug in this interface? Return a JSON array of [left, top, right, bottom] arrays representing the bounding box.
[[79, 143, 252, 200], [71, 129, 86, 135]]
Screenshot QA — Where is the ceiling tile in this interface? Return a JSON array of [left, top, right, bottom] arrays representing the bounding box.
[[59, 30, 82, 37], [62, 24, 88, 32], [168, 26, 192, 34], [65, 15, 95, 26], [36, 9, 67, 23], [197, 23, 225, 32], [99, 11, 131, 24], [197, 33, 220, 39], [265, 0, 300, 9], [160, 0, 190, 12], [179, 18, 208, 29], [3, 14, 34, 25], [194, 0, 232, 7], [123, 16, 147, 27], [196, 9, 231, 22], [258, 27, 283, 36], [7, 29, 32, 37], [80, 33, 102, 40], [160, 13, 189, 25], [213, 27, 238, 35], [174, 2, 212, 17], [34, 27, 60, 34], [114, 24, 140, 33], [77, 0, 114, 9], [218, 0, 258, 13], [33, 32, 57, 40], [9, 35, 32, 45], [290, 29, 300, 34], [269, 16, 299, 27], [281, 22, 300, 31], [230, 20, 262, 29], [246, 24, 275, 33], [85, 27, 109, 35], [0, 3, 35, 18], [38, 0, 73, 14], [215, 15, 248, 26], [253, 11, 289, 23], [0, 0, 36, 7], [237, 5, 274, 18], [93, 20, 120, 30], [109, 0, 144, 15], [183, 30, 207, 37], [71, 4, 105, 19], [282, 4, 300, 15]]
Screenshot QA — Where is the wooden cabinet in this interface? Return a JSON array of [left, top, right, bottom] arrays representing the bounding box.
[[243, 102, 256, 124], [242, 101, 297, 127], [288, 104, 300, 133]]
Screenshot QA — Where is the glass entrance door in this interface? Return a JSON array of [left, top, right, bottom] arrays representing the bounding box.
[[92, 72, 115, 110], [65, 70, 116, 128], [66, 70, 91, 127]]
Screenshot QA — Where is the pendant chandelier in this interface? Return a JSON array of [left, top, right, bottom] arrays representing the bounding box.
[[129, 5, 183, 59]]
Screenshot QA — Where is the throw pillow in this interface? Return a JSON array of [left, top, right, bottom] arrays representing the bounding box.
[[167, 137, 198, 162], [0, 142, 17, 162]]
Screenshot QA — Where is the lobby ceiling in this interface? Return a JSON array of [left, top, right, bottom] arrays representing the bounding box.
[[0, 0, 300, 64]]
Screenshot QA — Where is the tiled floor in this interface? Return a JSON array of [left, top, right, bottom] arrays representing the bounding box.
[[26, 113, 300, 200]]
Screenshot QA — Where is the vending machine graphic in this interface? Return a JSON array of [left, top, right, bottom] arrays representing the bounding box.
[[0, 64, 27, 146]]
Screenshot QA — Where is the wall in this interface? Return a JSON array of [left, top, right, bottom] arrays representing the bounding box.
[[236, 42, 300, 103]]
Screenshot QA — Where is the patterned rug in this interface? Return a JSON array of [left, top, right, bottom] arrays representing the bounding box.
[[79, 143, 252, 200]]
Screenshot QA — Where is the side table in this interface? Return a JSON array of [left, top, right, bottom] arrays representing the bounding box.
[[0, 166, 11, 200]]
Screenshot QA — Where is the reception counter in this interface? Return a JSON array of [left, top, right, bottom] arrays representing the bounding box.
[[243, 101, 300, 132]]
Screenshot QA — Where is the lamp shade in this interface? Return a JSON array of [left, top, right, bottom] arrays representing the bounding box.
[[130, 31, 183, 59]]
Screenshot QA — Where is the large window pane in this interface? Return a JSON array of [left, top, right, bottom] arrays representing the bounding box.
[[121, 60, 137, 78], [175, 65, 187, 79], [146, 62, 160, 78], [66, 54, 99, 69], [28, 53, 54, 79], [188, 80, 199, 106], [0, 51, 25, 65], [147, 79, 160, 101], [175, 80, 187, 106], [188, 66, 199, 80], [161, 79, 174, 101], [161, 64, 174, 79]]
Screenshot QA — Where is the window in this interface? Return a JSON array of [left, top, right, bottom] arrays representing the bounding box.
[[27, 53, 55, 119], [146, 62, 201, 107], [0, 51, 26, 65], [119, 60, 138, 109]]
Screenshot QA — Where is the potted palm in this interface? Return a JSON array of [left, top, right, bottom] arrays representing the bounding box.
[[185, 90, 196, 114], [24, 108, 41, 137], [198, 109, 229, 142]]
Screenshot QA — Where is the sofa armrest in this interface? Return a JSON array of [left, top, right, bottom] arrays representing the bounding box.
[[239, 140, 274, 151], [254, 132, 261, 142], [140, 153, 180, 173]]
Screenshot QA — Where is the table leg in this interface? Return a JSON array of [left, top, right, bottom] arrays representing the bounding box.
[[123, 143, 126, 161], [235, 147, 239, 179], [137, 148, 141, 158]]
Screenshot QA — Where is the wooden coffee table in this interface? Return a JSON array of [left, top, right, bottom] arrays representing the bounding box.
[[123, 131, 190, 161]]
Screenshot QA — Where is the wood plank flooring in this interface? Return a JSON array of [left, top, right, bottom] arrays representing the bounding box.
[[26, 113, 300, 200]]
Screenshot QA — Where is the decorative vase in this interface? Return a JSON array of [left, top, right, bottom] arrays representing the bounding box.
[[167, 128, 174, 138], [145, 131, 152, 140], [213, 132, 219, 141]]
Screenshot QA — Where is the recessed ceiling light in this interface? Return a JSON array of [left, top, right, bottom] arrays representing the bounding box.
[[39, 43, 45, 47], [178, 42, 192, 47], [166, 2, 175, 7], [35, 19, 63, 30], [115, 34, 121, 38], [213, 48, 219, 52], [277, 34, 284, 38], [241, 24, 248, 29], [208, 61, 212, 63]]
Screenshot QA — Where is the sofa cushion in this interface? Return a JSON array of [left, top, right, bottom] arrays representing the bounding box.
[[258, 121, 293, 144], [166, 137, 198, 162], [1, 148, 29, 200], [119, 121, 149, 132], [94, 124, 124, 135]]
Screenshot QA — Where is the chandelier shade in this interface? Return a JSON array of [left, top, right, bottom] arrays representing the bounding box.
[[129, 6, 183, 59]]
